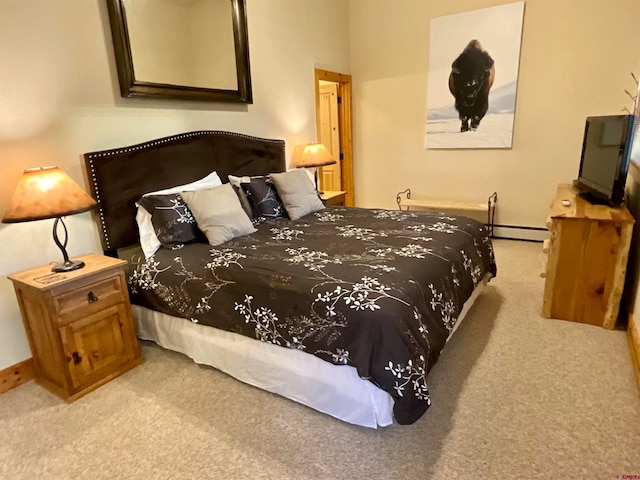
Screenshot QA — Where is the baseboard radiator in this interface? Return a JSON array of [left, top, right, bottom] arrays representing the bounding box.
[[491, 224, 547, 242]]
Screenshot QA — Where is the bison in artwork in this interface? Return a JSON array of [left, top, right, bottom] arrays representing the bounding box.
[[448, 40, 495, 132]]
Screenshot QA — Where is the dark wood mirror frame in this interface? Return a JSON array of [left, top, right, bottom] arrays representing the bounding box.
[[105, 0, 252, 103]]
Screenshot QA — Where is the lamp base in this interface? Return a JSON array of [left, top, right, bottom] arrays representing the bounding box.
[[313, 168, 325, 195], [51, 260, 85, 273]]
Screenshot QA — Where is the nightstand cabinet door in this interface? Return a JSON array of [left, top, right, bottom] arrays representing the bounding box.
[[59, 303, 135, 390]]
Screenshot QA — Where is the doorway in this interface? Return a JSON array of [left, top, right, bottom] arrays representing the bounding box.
[[314, 69, 354, 206]]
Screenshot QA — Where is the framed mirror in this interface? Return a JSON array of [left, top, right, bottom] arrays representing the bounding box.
[[106, 0, 252, 103]]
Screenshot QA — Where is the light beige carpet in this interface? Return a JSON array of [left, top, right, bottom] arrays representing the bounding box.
[[1, 239, 639, 480]]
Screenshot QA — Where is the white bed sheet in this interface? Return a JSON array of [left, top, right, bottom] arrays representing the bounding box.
[[132, 275, 489, 428]]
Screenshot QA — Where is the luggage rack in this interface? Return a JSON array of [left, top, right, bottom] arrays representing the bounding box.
[[396, 189, 497, 237]]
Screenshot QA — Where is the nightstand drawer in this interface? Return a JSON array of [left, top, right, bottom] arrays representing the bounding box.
[[54, 275, 125, 324]]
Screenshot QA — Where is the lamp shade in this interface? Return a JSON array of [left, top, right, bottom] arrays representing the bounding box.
[[295, 143, 337, 168], [2, 166, 97, 223]]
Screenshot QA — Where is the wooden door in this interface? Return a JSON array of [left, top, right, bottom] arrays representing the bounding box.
[[318, 83, 341, 191], [59, 305, 131, 389], [315, 69, 354, 206]]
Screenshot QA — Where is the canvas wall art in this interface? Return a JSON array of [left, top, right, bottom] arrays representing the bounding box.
[[425, 2, 525, 149]]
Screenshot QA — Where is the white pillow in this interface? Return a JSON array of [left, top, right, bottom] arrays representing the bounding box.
[[135, 171, 222, 258], [227, 174, 250, 187], [144, 171, 223, 196]]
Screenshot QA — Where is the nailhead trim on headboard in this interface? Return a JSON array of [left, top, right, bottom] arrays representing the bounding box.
[[87, 157, 111, 248], [85, 130, 284, 159]]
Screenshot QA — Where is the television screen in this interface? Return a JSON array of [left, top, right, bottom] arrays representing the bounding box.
[[576, 114, 637, 206], [630, 117, 640, 166]]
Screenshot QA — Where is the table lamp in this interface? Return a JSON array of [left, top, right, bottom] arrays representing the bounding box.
[[2, 166, 98, 272], [294, 143, 337, 193]]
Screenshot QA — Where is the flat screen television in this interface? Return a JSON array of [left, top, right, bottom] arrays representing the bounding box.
[[575, 114, 637, 206]]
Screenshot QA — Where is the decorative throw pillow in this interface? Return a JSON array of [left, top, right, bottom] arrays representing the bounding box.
[[181, 183, 257, 246], [228, 174, 267, 220], [270, 169, 325, 220], [242, 176, 286, 220], [136, 194, 203, 249], [136, 170, 222, 258]]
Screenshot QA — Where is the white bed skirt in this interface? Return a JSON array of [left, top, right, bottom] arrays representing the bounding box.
[[132, 275, 489, 429]]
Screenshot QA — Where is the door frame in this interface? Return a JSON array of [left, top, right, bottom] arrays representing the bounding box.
[[314, 69, 354, 206]]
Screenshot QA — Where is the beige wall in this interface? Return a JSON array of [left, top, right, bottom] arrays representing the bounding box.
[[349, 0, 640, 236], [0, 0, 351, 370]]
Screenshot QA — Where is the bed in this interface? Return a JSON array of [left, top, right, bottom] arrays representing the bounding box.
[[84, 130, 496, 428]]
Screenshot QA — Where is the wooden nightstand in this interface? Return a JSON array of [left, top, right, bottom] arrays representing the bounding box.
[[8, 254, 142, 401], [320, 190, 347, 206]]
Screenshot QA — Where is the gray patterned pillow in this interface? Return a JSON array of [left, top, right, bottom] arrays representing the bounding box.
[[136, 194, 203, 249], [270, 169, 325, 220]]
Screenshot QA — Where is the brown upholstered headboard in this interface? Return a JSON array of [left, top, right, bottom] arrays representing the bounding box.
[[84, 130, 286, 254]]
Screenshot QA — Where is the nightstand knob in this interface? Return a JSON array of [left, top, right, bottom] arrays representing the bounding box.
[[87, 291, 99, 304], [71, 352, 82, 365]]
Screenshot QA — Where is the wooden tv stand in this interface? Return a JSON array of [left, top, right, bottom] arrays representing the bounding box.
[[542, 183, 634, 329]]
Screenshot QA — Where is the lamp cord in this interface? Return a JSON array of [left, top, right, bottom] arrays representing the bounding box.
[[52, 217, 71, 264]]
